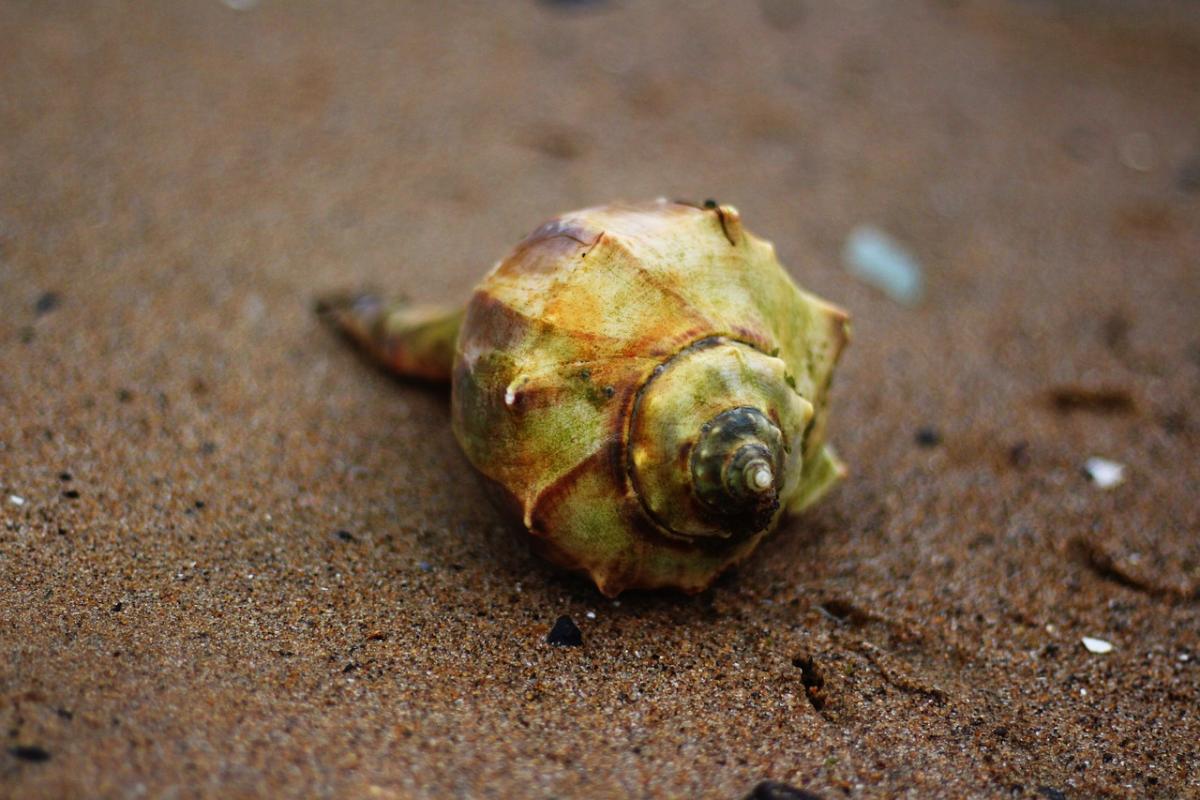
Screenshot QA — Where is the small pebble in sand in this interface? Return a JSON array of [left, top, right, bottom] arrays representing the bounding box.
[[1008, 441, 1031, 468], [585, 610, 597, 620], [743, 780, 825, 800], [1082, 636, 1114, 654], [842, 225, 924, 305], [8, 745, 51, 763], [546, 615, 583, 647], [8, 495, 25, 506], [1083, 457, 1125, 489], [914, 426, 941, 447], [34, 291, 61, 316]]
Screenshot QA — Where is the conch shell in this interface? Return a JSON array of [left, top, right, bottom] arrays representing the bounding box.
[[321, 200, 849, 596]]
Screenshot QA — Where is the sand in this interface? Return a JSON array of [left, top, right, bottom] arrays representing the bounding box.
[[1, 1, 1198, 797]]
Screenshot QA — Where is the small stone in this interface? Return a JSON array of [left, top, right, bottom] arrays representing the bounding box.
[[1082, 636, 1114, 654], [744, 780, 825, 800], [335, 530, 355, 542], [914, 427, 941, 447], [1083, 457, 1125, 489], [546, 615, 583, 647], [8, 495, 25, 506], [62, 489, 79, 499], [8, 745, 51, 762], [842, 225, 923, 305], [33, 292, 61, 316]]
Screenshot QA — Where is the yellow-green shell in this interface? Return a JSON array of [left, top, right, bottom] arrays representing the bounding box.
[[450, 200, 849, 596]]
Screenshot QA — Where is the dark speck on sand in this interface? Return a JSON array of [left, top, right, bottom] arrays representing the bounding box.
[[546, 615, 583, 647], [743, 780, 825, 800], [9, 746, 51, 763], [914, 426, 942, 447], [33, 291, 60, 316]]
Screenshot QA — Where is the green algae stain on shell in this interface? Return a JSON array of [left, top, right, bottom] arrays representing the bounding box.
[[448, 200, 850, 596]]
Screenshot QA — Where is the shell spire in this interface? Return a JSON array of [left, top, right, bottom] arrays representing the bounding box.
[[624, 337, 813, 543], [690, 406, 785, 536]]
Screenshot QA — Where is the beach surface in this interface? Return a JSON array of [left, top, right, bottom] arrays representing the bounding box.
[[2, 2, 1198, 797]]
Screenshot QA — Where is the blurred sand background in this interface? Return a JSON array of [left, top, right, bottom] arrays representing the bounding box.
[[1, 1, 1198, 797]]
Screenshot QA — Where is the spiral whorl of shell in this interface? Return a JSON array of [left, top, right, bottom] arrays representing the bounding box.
[[625, 337, 813, 541], [690, 406, 784, 535]]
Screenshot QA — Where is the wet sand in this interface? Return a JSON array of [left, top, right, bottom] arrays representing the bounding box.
[[2, 2, 1198, 797]]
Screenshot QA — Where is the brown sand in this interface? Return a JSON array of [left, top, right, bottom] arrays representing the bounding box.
[[2, 2, 1198, 797]]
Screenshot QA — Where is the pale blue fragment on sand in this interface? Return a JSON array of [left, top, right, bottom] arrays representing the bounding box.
[[842, 226, 924, 305]]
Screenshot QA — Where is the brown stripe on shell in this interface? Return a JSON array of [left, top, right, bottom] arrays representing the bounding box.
[[459, 289, 548, 354], [461, 288, 634, 358], [726, 324, 776, 355], [592, 231, 719, 332], [526, 445, 623, 537], [493, 217, 602, 278], [712, 204, 741, 247], [530, 231, 719, 349], [824, 302, 852, 362]]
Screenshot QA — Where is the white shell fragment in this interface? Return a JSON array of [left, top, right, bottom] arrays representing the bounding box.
[[1082, 636, 1114, 654], [842, 225, 924, 305], [1083, 457, 1126, 489]]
